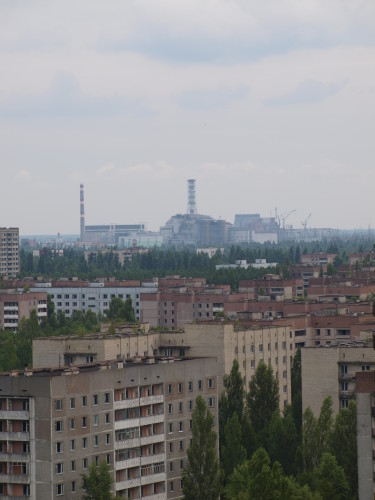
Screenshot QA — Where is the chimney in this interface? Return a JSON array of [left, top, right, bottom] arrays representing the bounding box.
[[80, 184, 85, 242]]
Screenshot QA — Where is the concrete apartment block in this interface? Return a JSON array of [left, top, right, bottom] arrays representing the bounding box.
[[356, 371, 375, 500], [0, 356, 218, 500], [34, 322, 294, 410], [0, 291, 47, 331], [0, 228, 19, 278], [302, 346, 375, 417]]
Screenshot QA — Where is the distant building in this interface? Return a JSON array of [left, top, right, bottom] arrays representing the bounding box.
[[0, 290, 47, 331], [231, 214, 278, 244], [300, 253, 336, 266], [0, 228, 19, 278]]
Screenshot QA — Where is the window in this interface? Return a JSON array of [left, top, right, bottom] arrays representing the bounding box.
[[180, 459, 184, 469], [82, 395, 87, 407], [105, 392, 110, 404], [208, 378, 214, 389], [106, 454, 111, 464], [169, 442, 174, 453], [55, 420, 63, 432], [250, 360, 255, 368], [56, 442, 63, 453], [208, 397, 215, 408], [82, 416, 87, 428], [71, 481, 76, 493], [327, 329, 331, 336], [94, 435, 99, 447], [198, 380, 203, 391], [168, 403, 173, 415], [55, 400, 63, 411], [179, 421, 183, 432], [95, 456, 99, 466], [82, 437, 87, 449], [283, 385, 287, 393], [283, 356, 286, 364], [188, 381, 193, 391], [93, 394, 98, 406], [82, 458, 88, 469], [56, 484, 64, 496], [268, 343, 271, 351], [168, 423, 173, 434], [189, 419, 193, 430], [275, 342, 278, 349], [70, 397, 75, 409], [179, 440, 184, 451], [70, 439, 75, 451], [170, 482, 174, 492], [168, 384, 173, 394], [70, 418, 75, 430], [259, 344, 263, 352], [178, 402, 183, 413], [94, 415, 99, 427], [283, 371, 287, 379], [169, 461, 174, 472], [56, 462, 64, 474], [188, 400, 193, 411], [106, 433, 110, 445], [282, 342, 286, 349], [250, 344, 255, 352], [105, 413, 110, 424], [178, 383, 183, 393], [340, 365, 348, 375], [71, 460, 76, 472]]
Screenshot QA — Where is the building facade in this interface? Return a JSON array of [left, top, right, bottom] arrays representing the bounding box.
[[0, 228, 19, 278], [0, 356, 218, 500], [0, 291, 47, 331]]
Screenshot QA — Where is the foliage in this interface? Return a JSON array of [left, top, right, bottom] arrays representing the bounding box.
[[221, 412, 246, 479], [311, 453, 350, 500], [329, 401, 357, 498], [267, 409, 299, 476], [225, 448, 319, 500], [81, 459, 114, 500], [105, 297, 136, 323], [247, 361, 279, 435], [182, 396, 221, 500], [291, 348, 302, 434]]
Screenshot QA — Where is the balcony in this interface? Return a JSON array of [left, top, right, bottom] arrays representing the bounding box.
[[0, 474, 30, 484], [0, 432, 29, 442], [114, 399, 140, 410], [143, 493, 167, 500], [116, 457, 141, 470], [115, 437, 140, 450], [141, 453, 166, 466], [140, 395, 163, 406], [115, 477, 141, 490], [141, 472, 166, 486], [140, 414, 164, 426], [115, 418, 140, 431], [0, 453, 29, 462], [140, 434, 165, 446], [0, 410, 29, 420]]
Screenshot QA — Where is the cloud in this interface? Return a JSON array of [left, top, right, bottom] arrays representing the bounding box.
[[266, 79, 346, 105], [14, 169, 31, 182], [0, 72, 151, 118], [178, 86, 248, 110]]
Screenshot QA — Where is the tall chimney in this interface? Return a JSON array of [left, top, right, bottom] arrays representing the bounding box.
[[187, 179, 197, 215], [80, 184, 85, 242]]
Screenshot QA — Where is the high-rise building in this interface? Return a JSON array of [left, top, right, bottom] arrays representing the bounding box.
[[0, 356, 218, 500], [0, 228, 19, 278]]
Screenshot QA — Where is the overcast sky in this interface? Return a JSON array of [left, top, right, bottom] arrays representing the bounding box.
[[1, 0, 374, 235]]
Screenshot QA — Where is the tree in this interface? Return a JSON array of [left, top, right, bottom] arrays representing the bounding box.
[[105, 297, 136, 323], [312, 453, 350, 500], [330, 401, 357, 498], [81, 460, 114, 500], [267, 410, 299, 476], [225, 448, 318, 500], [182, 396, 221, 500], [221, 412, 246, 480], [247, 361, 279, 435], [291, 348, 302, 434]]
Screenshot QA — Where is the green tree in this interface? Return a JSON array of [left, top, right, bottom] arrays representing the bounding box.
[[81, 459, 114, 500], [182, 395, 221, 500], [221, 412, 246, 480], [225, 448, 318, 500], [267, 409, 299, 476], [291, 348, 302, 434], [312, 453, 350, 500], [330, 401, 357, 498], [247, 361, 279, 435], [105, 297, 136, 323]]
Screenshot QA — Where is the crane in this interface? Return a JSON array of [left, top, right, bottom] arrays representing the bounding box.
[[301, 213, 312, 231], [281, 209, 296, 229]]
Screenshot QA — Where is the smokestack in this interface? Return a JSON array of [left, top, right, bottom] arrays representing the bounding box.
[[80, 184, 85, 242], [187, 179, 197, 215]]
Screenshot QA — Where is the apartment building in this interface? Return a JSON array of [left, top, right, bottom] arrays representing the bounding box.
[[300, 253, 336, 266], [356, 370, 375, 500], [301, 346, 375, 417], [238, 277, 304, 300], [33, 322, 294, 410], [0, 356, 218, 500], [0, 291, 47, 331], [31, 280, 157, 321], [0, 228, 19, 278]]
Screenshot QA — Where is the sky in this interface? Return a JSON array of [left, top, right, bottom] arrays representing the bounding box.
[[0, 0, 374, 235]]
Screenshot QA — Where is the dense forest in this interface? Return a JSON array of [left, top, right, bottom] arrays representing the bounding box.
[[18, 238, 375, 290]]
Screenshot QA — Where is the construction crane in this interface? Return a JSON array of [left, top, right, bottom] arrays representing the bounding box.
[[301, 213, 312, 231], [281, 209, 296, 229]]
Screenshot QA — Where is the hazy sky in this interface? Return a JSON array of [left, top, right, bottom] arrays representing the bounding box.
[[1, 0, 374, 235]]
